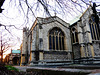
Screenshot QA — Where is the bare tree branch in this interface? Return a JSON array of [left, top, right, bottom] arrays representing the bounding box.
[[38, 0, 51, 16]]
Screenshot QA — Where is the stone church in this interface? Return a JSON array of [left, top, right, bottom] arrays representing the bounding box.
[[20, 4, 100, 66]]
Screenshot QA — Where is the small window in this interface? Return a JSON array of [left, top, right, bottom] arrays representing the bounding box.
[[71, 27, 78, 44], [49, 27, 65, 50]]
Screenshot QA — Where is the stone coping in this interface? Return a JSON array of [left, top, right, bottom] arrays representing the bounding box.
[[26, 66, 92, 75]]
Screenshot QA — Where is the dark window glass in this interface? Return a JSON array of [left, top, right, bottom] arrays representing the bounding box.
[[89, 23, 93, 39], [59, 37, 62, 50], [72, 33, 75, 43], [92, 24, 96, 40], [49, 35, 52, 49], [56, 36, 58, 50], [75, 32, 78, 42], [53, 36, 55, 50], [89, 15, 100, 40], [95, 24, 99, 40], [62, 37, 64, 50]]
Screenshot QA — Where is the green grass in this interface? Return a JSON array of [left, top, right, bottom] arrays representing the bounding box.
[[5, 65, 19, 71]]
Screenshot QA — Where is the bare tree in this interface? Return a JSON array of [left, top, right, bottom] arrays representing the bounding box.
[[10, 0, 100, 25], [0, 30, 13, 64], [0, 0, 5, 13]]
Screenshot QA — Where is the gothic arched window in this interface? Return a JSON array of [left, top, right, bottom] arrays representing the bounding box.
[[71, 27, 78, 44], [89, 15, 100, 40], [49, 27, 65, 50]]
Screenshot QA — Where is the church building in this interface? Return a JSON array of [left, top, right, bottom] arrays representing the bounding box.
[[20, 4, 100, 66]]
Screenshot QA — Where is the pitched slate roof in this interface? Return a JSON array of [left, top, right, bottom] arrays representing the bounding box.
[[69, 14, 82, 25]]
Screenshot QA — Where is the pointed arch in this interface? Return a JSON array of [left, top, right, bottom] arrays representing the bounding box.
[[48, 27, 65, 50], [71, 27, 78, 44], [89, 14, 100, 40]]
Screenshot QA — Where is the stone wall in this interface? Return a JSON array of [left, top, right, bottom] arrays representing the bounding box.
[[72, 44, 81, 59], [39, 21, 71, 51], [31, 27, 37, 51], [43, 51, 71, 60], [22, 28, 29, 54], [93, 42, 100, 57]]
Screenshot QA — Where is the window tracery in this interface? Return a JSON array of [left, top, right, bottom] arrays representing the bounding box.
[[49, 27, 65, 50], [71, 27, 78, 44], [89, 15, 100, 40]]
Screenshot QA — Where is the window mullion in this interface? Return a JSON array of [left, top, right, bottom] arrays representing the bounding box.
[[91, 22, 95, 40]]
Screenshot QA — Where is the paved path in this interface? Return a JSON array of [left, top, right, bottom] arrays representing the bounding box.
[[14, 66, 28, 72]]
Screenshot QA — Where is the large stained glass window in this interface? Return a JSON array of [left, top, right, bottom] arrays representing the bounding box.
[[89, 15, 100, 40], [49, 27, 65, 50]]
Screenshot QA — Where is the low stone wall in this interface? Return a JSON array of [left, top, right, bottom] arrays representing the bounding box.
[[26, 67, 91, 75]]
